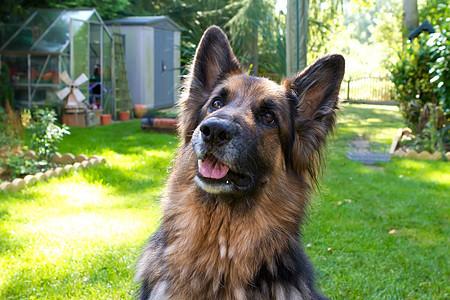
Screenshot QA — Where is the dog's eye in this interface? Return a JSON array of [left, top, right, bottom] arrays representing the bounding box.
[[262, 113, 275, 124], [211, 98, 223, 110]]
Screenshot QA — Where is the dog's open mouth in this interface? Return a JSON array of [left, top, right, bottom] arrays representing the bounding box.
[[196, 155, 253, 192], [198, 155, 229, 179]]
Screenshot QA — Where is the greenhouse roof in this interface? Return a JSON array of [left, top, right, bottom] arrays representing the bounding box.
[[0, 8, 109, 54], [105, 16, 181, 31]]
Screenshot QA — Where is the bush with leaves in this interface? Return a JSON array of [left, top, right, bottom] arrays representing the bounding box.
[[0, 105, 37, 180], [5, 154, 47, 178], [0, 104, 23, 155], [388, 21, 449, 153], [28, 108, 70, 164]]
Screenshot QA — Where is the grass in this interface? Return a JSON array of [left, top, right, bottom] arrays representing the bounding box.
[[0, 103, 448, 299]]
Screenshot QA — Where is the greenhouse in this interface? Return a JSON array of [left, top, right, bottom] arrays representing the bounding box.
[[0, 9, 113, 115]]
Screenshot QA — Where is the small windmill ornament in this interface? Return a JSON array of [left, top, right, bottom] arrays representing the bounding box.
[[56, 71, 88, 108]]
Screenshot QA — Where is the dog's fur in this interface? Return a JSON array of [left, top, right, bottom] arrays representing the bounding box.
[[136, 26, 345, 300]]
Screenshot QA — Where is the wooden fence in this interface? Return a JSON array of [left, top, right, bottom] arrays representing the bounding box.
[[339, 77, 395, 104]]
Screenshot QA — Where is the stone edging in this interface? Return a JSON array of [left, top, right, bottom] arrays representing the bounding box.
[[391, 149, 448, 160], [0, 151, 106, 193], [389, 128, 449, 161]]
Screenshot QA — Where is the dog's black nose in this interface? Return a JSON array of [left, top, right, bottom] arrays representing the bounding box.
[[200, 119, 233, 145]]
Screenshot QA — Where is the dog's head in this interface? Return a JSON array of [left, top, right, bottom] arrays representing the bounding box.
[[178, 26, 344, 196]]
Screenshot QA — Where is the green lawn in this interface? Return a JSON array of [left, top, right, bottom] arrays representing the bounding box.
[[0, 104, 448, 299]]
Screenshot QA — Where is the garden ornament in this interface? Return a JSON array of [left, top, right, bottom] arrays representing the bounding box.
[[56, 71, 88, 107]]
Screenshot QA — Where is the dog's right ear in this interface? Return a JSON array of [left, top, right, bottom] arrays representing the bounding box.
[[178, 26, 242, 142]]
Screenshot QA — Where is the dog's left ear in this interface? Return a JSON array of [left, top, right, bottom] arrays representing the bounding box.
[[284, 55, 344, 183], [288, 54, 345, 123]]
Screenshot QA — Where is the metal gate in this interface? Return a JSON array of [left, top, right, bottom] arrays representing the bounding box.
[[339, 77, 395, 104]]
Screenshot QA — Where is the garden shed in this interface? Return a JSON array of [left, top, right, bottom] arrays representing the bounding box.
[[0, 9, 113, 114], [106, 16, 181, 110]]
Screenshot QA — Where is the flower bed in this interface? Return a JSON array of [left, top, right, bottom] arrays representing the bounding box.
[[0, 150, 106, 193], [390, 128, 449, 161]]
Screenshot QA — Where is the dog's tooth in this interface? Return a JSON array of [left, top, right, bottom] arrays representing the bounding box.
[[198, 159, 202, 169]]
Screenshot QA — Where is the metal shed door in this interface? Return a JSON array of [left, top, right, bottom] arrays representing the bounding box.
[[154, 29, 174, 108]]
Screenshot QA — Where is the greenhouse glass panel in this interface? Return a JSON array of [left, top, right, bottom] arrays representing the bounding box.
[[102, 27, 113, 114], [3, 11, 62, 51], [88, 22, 101, 108], [61, 51, 70, 75], [70, 19, 89, 100], [2, 55, 27, 107], [29, 54, 60, 107], [0, 24, 21, 46], [33, 10, 94, 53], [89, 12, 102, 24]]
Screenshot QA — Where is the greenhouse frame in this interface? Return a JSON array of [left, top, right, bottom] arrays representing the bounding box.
[[0, 9, 113, 115]]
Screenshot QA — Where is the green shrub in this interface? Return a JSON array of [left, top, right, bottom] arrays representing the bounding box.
[[389, 21, 449, 152], [0, 105, 23, 154], [28, 108, 70, 164], [5, 154, 46, 178]]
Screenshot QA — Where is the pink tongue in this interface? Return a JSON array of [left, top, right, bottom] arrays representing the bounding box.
[[199, 156, 229, 179]]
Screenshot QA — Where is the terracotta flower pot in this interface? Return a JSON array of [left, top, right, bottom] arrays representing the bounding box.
[[101, 114, 112, 125], [134, 104, 148, 119], [119, 111, 130, 121]]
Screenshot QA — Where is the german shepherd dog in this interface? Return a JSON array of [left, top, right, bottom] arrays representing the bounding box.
[[136, 26, 345, 299]]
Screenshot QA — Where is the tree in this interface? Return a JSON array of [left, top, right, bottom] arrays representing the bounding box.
[[227, 0, 276, 75], [402, 0, 419, 39], [286, 0, 309, 74]]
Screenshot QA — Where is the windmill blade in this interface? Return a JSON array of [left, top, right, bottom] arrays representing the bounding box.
[[72, 88, 86, 102], [73, 73, 88, 86], [56, 87, 71, 100], [60, 71, 72, 85]]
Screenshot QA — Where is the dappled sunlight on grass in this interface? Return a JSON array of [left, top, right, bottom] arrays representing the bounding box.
[[388, 158, 450, 187], [1, 124, 173, 298], [24, 212, 154, 247], [50, 180, 111, 208], [337, 103, 404, 144]]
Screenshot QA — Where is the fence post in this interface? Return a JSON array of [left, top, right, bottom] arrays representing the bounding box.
[[347, 79, 350, 100]]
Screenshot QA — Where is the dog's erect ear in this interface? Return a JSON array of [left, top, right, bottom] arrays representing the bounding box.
[[285, 55, 344, 184], [179, 26, 242, 143], [289, 54, 345, 121], [190, 26, 242, 93]]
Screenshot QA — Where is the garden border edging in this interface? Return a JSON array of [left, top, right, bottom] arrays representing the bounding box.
[[0, 151, 106, 193], [390, 128, 450, 161]]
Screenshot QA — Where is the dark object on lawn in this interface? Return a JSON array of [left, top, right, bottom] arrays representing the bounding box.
[[141, 117, 178, 134], [346, 141, 390, 164], [408, 20, 435, 40]]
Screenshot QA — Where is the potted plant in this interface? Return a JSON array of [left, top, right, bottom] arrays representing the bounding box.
[[134, 104, 148, 118]]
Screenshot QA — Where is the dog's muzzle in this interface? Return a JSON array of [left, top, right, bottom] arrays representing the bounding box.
[[193, 117, 254, 195]]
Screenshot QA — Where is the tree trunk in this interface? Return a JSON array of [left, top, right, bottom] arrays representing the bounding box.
[[286, 0, 308, 75], [403, 0, 419, 36], [251, 22, 259, 75]]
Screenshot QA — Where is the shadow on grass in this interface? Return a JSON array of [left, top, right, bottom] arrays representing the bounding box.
[[80, 164, 169, 197], [336, 104, 404, 142]]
